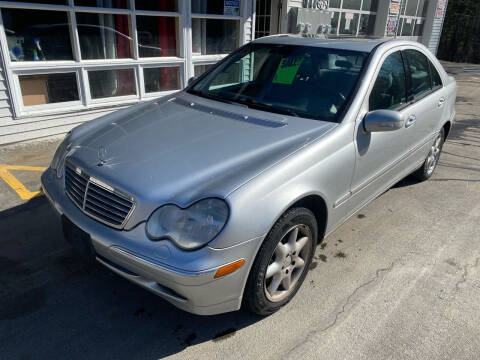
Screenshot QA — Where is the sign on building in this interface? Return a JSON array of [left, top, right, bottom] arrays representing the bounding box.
[[224, 0, 240, 16]]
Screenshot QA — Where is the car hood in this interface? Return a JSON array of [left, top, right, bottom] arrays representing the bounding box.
[[66, 92, 336, 228]]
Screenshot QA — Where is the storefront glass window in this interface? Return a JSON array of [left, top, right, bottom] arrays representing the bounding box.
[[401, 18, 415, 36], [1, 0, 244, 117], [2, 9, 73, 62], [358, 14, 376, 36], [192, 0, 241, 16], [413, 19, 424, 36], [192, 19, 239, 55], [255, 0, 272, 39], [19, 73, 79, 106], [144, 67, 181, 93], [417, 0, 429, 17], [88, 69, 136, 99], [134, 0, 178, 12], [339, 12, 359, 35], [194, 64, 215, 77], [137, 16, 178, 57], [329, 0, 341, 8], [342, 0, 361, 10], [362, 0, 378, 12], [76, 13, 132, 60], [404, 0, 419, 16], [330, 12, 340, 34], [75, 0, 129, 8]]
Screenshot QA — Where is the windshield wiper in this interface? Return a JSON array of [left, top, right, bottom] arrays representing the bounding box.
[[236, 97, 300, 117], [189, 90, 300, 117]]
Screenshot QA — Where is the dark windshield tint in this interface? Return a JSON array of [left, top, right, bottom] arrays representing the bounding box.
[[188, 43, 368, 122], [404, 49, 431, 100], [429, 60, 443, 90], [369, 51, 407, 111]]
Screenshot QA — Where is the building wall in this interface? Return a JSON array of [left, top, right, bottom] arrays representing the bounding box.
[[283, 0, 447, 50], [0, 0, 255, 146], [421, 0, 448, 54], [0, 51, 122, 144], [0, 54, 12, 122], [0, 0, 448, 145]]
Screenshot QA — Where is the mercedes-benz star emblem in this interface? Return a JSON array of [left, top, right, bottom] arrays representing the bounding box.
[[97, 145, 107, 167]]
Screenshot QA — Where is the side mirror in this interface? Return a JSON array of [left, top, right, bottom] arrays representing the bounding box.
[[363, 110, 404, 132], [187, 76, 197, 86]]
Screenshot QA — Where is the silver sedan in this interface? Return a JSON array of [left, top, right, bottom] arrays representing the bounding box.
[[41, 36, 456, 315]]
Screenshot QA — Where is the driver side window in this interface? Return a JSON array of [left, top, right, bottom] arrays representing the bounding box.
[[369, 51, 407, 111]]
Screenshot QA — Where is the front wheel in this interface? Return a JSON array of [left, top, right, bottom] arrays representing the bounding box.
[[413, 128, 445, 181], [243, 208, 317, 315]]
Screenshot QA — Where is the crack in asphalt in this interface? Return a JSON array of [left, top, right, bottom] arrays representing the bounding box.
[[282, 247, 446, 360], [455, 257, 480, 291], [315, 262, 396, 333], [282, 255, 412, 360]]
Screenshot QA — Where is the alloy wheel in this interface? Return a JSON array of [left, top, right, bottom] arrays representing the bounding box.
[[264, 224, 313, 302], [426, 133, 443, 175]]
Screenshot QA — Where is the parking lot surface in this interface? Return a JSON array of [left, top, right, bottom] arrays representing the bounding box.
[[1, 64, 480, 360]]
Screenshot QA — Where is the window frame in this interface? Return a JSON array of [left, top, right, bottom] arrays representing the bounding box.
[[428, 58, 443, 91], [403, 48, 435, 103], [395, 0, 427, 38], [367, 46, 445, 114], [328, 0, 378, 37], [141, 62, 184, 97], [0, 0, 247, 118], [368, 49, 409, 112], [191, 3, 244, 73], [14, 68, 83, 115], [85, 65, 139, 103]]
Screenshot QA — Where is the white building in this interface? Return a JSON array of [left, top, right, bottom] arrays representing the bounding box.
[[0, 0, 448, 145]]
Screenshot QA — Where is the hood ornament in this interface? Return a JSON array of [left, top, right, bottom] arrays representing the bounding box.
[[97, 145, 107, 167]]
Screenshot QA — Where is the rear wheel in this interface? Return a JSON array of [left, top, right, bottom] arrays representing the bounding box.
[[244, 208, 317, 315], [413, 128, 445, 181]]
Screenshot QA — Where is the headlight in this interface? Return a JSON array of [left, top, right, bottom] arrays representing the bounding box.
[[146, 198, 229, 250], [50, 132, 71, 178]]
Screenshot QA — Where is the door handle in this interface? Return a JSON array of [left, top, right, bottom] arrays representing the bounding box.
[[438, 97, 446, 107], [405, 114, 416, 128]]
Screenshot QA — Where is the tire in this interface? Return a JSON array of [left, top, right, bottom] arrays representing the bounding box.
[[243, 207, 317, 315], [412, 128, 445, 181]]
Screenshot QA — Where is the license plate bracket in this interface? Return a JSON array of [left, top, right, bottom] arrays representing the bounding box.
[[62, 215, 95, 261]]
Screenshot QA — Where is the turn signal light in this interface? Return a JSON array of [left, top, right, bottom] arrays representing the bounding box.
[[214, 259, 245, 278]]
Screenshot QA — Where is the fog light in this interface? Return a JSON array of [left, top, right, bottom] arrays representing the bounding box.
[[214, 259, 245, 279]]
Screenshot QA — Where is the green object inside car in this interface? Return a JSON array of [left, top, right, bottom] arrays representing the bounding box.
[[272, 55, 305, 84]]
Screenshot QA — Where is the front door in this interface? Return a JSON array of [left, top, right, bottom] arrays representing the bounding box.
[[348, 49, 419, 210]]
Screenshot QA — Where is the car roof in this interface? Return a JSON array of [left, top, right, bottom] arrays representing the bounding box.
[[252, 34, 392, 53]]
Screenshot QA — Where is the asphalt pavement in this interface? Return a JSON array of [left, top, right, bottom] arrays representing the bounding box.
[[0, 64, 479, 360]]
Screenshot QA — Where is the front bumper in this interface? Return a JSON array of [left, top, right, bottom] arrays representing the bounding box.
[[41, 168, 262, 315]]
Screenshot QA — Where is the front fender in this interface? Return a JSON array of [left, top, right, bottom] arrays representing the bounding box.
[[209, 122, 355, 249]]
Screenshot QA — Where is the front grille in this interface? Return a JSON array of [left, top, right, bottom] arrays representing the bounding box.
[[64, 164, 135, 229]]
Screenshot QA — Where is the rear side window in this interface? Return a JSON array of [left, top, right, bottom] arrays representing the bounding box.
[[404, 49, 431, 100], [369, 51, 407, 111], [429, 61, 443, 90]]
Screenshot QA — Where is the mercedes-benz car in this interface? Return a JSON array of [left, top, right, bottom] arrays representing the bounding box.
[[41, 36, 456, 315]]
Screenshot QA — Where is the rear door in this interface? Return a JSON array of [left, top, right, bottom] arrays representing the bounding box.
[[401, 48, 445, 165]]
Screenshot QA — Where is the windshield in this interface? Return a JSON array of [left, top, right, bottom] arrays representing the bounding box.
[[188, 43, 369, 122]]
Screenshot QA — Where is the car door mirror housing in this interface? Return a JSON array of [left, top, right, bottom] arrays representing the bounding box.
[[363, 110, 405, 132], [188, 76, 197, 86]]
